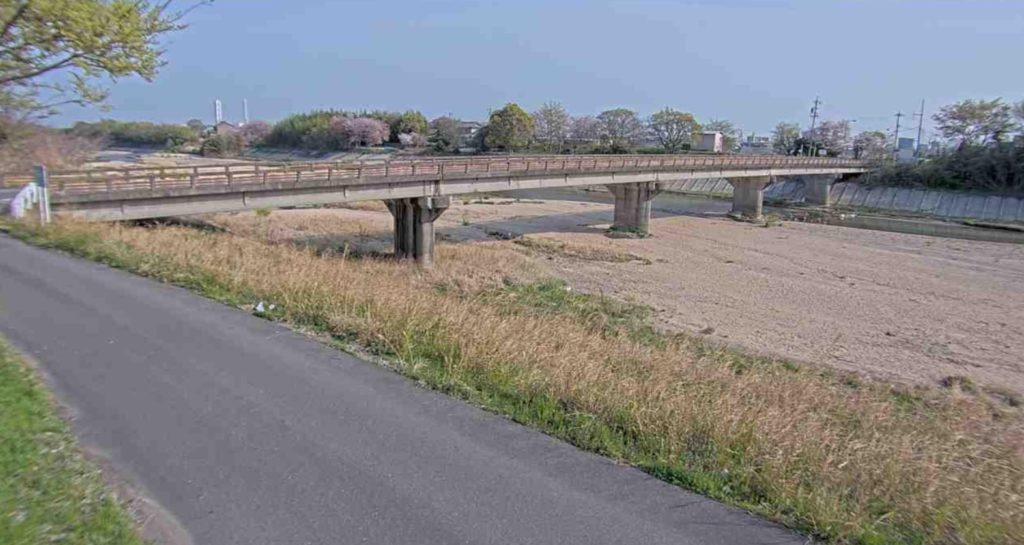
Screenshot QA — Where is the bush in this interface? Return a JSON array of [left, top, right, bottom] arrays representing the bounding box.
[[330, 117, 389, 149], [398, 132, 427, 148], [0, 120, 100, 174], [67, 120, 197, 149], [861, 143, 1024, 193], [200, 134, 244, 158], [266, 109, 429, 150], [239, 121, 272, 147], [264, 110, 342, 150]]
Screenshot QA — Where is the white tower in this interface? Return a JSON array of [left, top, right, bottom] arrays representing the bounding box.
[[214, 99, 223, 124], [242, 99, 249, 125]]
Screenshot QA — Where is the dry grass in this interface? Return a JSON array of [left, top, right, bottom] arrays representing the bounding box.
[[6, 216, 1023, 545], [513, 235, 652, 264], [0, 123, 99, 180]]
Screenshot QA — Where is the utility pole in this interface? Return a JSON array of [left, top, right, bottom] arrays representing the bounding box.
[[913, 100, 925, 157], [808, 96, 821, 156], [893, 111, 904, 153]]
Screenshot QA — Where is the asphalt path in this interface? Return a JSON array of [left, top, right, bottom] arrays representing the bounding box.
[[0, 235, 803, 545]]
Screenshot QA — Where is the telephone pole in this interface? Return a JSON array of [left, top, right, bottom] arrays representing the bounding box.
[[913, 100, 925, 157], [808, 96, 821, 156], [893, 111, 904, 153]]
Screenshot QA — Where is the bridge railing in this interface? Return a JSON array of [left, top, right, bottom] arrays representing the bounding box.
[[9, 155, 865, 196]]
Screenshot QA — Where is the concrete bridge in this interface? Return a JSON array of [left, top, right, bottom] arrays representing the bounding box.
[[29, 155, 867, 264]]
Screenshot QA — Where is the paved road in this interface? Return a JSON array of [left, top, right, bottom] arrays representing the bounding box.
[[0, 235, 803, 545]]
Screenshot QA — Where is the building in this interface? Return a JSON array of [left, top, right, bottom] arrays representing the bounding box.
[[694, 132, 724, 153], [214, 121, 240, 135], [896, 137, 916, 163], [457, 121, 483, 146], [739, 134, 772, 155]]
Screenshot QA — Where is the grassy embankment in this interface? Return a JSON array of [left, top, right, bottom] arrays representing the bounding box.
[[0, 337, 144, 545], [2, 216, 1022, 545]]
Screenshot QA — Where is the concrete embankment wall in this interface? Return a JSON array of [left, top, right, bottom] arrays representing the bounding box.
[[665, 178, 1024, 224]]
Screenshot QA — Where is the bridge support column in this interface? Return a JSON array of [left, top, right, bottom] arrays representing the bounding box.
[[607, 182, 661, 236], [385, 196, 451, 266], [803, 175, 839, 206], [727, 176, 771, 221]]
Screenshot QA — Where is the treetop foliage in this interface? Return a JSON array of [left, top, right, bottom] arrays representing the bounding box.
[[485, 102, 534, 152], [646, 108, 698, 153], [933, 98, 1017, 147], [0, 0, 195, 118]]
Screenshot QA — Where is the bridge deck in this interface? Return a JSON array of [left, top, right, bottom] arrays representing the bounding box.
[[8, 155, 866, 221], [27, 154, 862, 198]]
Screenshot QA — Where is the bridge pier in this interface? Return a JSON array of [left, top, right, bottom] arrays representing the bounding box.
[[607, 182, 661, 236], [802, 174, 840, 206], [727, 176, 772, 221], [385, 196, 451, 266]]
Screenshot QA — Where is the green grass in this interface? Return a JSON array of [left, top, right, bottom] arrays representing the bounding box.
[[0, 338, 144, 545], [478, 279, 663, 346]]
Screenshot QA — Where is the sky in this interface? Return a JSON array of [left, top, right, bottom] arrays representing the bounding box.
[[51, 0, 1024, 140]]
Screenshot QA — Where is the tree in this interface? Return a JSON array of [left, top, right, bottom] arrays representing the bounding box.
[[0, 1, 194, 118], [1014, 100, 1024, 132], [933, 98, 1015, 146], [645, 108, 698, 153], [703, 119, 737, 152], [772, 122, 800, 155], [597, 108, 644, 152], [485, 103, 534, 152], [808, 120, 852, 157], [201, 133, 243, 158], [398, 132, 427, 148], [330, 117, 389, 149], [531, 101, 569, 153], [852, 130, 889, 163], [428, 116, 460, 153], [568, 115, 600, 151], [186, 118, 206, 134], [389, 110, 428, 142], [239, 120, 272, 147]]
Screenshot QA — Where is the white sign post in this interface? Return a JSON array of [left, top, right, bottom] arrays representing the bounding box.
[[34, 165, 50, 224]]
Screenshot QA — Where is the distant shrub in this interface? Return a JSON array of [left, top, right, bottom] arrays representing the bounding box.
[[67, 120, 197, 149], [330, 117, 389, 149], [239, 121, 272, 147], [366, 110, 428, 143], [200, 134, 244, 157], [266, 109, 429, 151], [0, 119, 100, 174], [264, 110, 342, 150], [398, 132, 427, 148], [860, 143, 1024, 193]]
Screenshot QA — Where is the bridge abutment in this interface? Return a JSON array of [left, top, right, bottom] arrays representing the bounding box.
[[727, 176, 771, 221], [607, 182, 661, 235], [385, 196, 451, 266], [802, 174, 840, 206]]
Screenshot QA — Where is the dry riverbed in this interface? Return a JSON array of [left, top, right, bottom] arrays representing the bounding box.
[[209, 192, 1024, 395]]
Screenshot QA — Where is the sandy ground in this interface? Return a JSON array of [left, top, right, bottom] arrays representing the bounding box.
[[212, 191, 1024, 393]]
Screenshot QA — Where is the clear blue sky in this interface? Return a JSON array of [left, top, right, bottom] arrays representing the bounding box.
[[53, 0, 1023, 139]]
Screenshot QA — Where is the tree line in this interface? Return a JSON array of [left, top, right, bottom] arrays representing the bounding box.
[[250, 102, 739, 156], [777, 97, 1024, 192], [770, 98, 1024, 161]]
